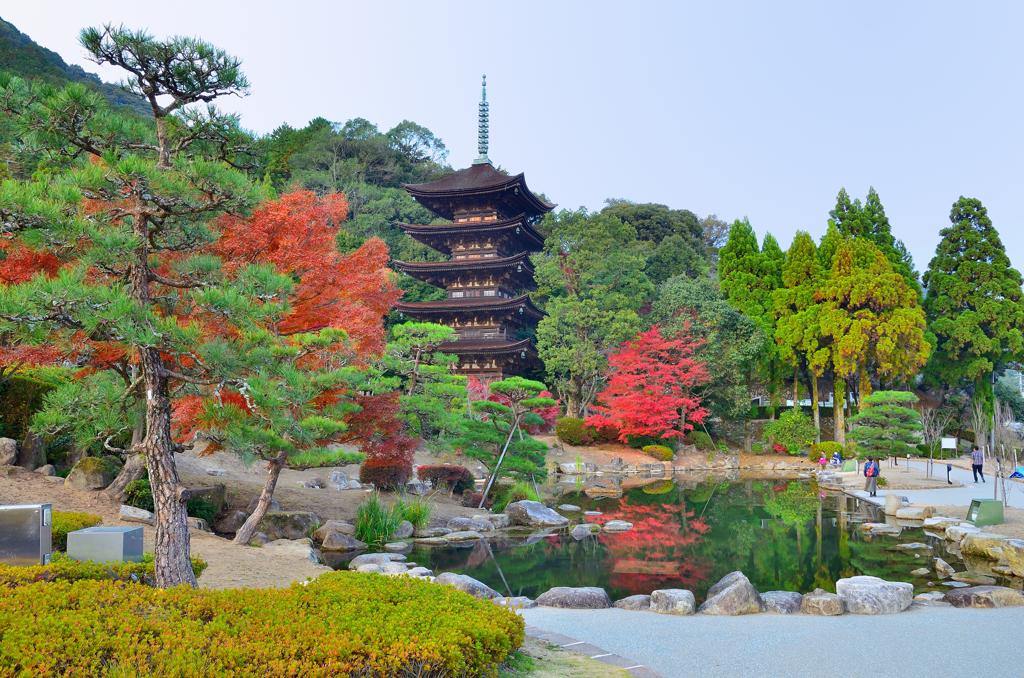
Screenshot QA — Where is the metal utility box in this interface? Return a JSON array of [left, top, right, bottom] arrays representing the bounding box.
[[67, 526, 144, 564], [842, 460, 857, 472], [0, 503, 52, 566], [966, 499, 1004, 527]]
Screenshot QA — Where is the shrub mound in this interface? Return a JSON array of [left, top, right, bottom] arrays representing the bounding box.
[[52, 511, 102, 552], [750, 443, 764, 454], [0, 552, 208, 587], [359, 462, 412, 491], [642, 445, 674, 461], [688, 430, 714, 451], [554, 417, 591, 445], [0, 572, 522, 676], [642, 479, 675, 495], [808, 441, 843, 462], [417, 464, 475, 495]]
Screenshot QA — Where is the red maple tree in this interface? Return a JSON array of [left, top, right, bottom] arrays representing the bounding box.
[[585, 326, 709, 443]]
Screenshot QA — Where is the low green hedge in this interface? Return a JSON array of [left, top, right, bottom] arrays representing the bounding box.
[[51, 511, 102, 552], [554, 417, 591, 445], [0, 572, 522, 676], [642, 445, 674, 461], [0, 552, 208, 587], [687, 430, 715, 451]]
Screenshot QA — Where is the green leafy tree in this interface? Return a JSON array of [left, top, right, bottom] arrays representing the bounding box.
[[923, 197, 1024, 415], [600, 201, 707, 283], [848, 391, 923, 457], [0, 25, 268, 587], [763, 409, 816, 455]]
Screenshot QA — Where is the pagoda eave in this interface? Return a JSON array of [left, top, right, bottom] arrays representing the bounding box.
[[394, 294, 546, 323], [403, 164, 554, 221], [398, 215, 546, 254]]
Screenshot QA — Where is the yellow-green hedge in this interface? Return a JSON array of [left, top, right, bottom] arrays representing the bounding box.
[[642, 444, 674, 461], [0, 552, 208, 586], [52, 511, 102, 552], [0, 572, 523, 677]]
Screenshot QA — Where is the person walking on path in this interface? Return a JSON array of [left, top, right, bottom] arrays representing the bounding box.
[[864, 456, 879, 497], [971, 445, 986, 483]]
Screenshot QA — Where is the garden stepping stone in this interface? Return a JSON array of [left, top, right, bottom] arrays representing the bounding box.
[[992, 564, 1015, 577], [414, 527, 451, 538], [603, 520, 633, 533], [583, 511, 602, 516], [384, 542, 411, 553], [445, 530, 484, 542], [894, 543, 930, 550], [557, 504, 581, 512], [414, 537, 449, 546], [951, 572, 997, 585], [911, 568, 931, 576]]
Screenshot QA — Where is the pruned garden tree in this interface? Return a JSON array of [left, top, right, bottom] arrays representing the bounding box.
[[585, 326, 709, 443], [923, 197, 1024, 418], [848, 391, 923, 458]]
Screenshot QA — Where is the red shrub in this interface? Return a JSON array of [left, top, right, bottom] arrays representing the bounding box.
[[417, 465, 475, 494], [461, 489, 493, 509], [359, 463, 412, 491], [772, 443, 788, 454]]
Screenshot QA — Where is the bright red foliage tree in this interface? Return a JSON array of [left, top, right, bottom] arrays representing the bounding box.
[[586, 326, 709, 442]]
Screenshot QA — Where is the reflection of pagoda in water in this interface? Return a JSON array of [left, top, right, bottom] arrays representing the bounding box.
[[394, 76, 553, 380]]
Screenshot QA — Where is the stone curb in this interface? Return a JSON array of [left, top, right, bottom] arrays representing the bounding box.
[[525, 624, 667, 678]]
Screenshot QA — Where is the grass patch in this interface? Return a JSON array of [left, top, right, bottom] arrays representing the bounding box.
[[395, 493, 433, 529], [355, 491, 404, 547]]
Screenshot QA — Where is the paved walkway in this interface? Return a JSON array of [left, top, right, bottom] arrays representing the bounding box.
[[521, 605, 1023, 678], [848, 458, 1024, 510]]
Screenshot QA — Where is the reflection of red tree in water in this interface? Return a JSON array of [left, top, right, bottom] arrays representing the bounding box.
[[591, 498, 713, 594]]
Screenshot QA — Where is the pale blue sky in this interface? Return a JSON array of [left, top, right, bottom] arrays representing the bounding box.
[[6, 1, 1024, 274]]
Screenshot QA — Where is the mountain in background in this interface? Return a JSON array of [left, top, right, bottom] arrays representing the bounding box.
[[0, 17, 149, 115]]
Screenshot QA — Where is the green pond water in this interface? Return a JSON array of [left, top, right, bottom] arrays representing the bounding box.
[[333, 479, 1013, 602]]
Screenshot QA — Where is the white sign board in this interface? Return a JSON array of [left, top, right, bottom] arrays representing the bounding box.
[[941, 437, 958, 450]]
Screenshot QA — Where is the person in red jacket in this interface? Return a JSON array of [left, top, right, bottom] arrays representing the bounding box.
[[863, 456, 879, 497]]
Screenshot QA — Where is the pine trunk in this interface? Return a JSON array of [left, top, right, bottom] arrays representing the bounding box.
[[811, 375, 821, 445], [834, 379, 846, 445], [101, 452, 146, 501], [233, 452, 286, 545]]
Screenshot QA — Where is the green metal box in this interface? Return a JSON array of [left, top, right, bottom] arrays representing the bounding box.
[[842, 460, 856, 472], [966, 499, 1004, 527]]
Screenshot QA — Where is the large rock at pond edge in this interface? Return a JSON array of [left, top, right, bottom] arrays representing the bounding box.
[[214, 509, 249, 533], [434, 572, 502, 600], [0, 438, 17, 466], [800, 588, 844, 616], [65, 457, 115, 491], [945, 524, 980, 542], [935, 558, 956, 577], [895, 507, 933, 521], [475, 513, 510, 529], [614, 594, 652, 611], [263, 538, 318, 564], [414, 527, 451, 538], [119, 504, 155, 525], [348, 553, 399, 570], [16, 432, 46, 470], [762, 591, 803, 614], [257, 511, 320, 541], [651, 589, 695, 615], [923, 516, 960, 532], [447, 517, 494, 533], [506, 500, 569, 528], [445, 530, 483, 542], [884, 494, 902, 516], [835, 576, 913, 614], [536, 586, 611, 609], [1001, 539, 1024, 577], [698, 571, 765, 615], [391, 520, 415, 539], [942, 586, 1024, 608], [312, 520, 356, 542], [321, 532, 367, 551], [961, 532, 1011, 558], [246, 496, 280, 515]]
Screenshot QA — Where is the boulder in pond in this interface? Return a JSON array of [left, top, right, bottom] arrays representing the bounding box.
[[614, 594, 652, 611], [65, 457, 116, 491], [558, 504, 581, 512], [698, 571, 765, 615], [447, 517, 494, 533], [945, 524, 980, 542], [506, 500, 569, 528], [435, 572, 501, 599], [951, 572, 996, 585], [935, 558, 956, 577], [651, 589, 695, 615], [943, 586, 1024, 608], [800, 588, 844, 616], [391, 520, 415, 539], [761, 591, 802, 614], [214, 509, 249, 533], [475, 513, 510, 529], [0, 438, 17, 466], [923, 516, 960, 532], [321, 532, 367, 551], [312, 520, 356, 542], [570, 524, 599, 540], [884, 494, 902, 515], [258, 511, 320, 541], [961, 532, 1011, 558], [603, 520, 633, 533], [835, 576, 913, 614], [348, 553, 398, 570], [1001, 539, 1024, 577], [536, 586, 611, 609]]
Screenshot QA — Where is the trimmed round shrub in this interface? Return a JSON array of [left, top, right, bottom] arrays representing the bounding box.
[[0, 571, 522, 675], [417, 464, 475, 494], [642, 479, 675, 494], [627, 433, 676, 450], [750, 442, 764, 454], [688, 430, 715, 451], [642, 445, 674, 461], [555, 417, 591, 445], [51, 512, 101, 552], [359, 462, 412, 491]]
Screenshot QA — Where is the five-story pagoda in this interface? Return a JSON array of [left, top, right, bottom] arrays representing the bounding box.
[[394, 76, 553, 380]]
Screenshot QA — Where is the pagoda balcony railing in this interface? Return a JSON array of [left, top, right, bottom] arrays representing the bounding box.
[[454, 329, 518, 342]]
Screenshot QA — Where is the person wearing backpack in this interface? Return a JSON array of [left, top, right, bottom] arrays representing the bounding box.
[[863, 456, 879, 497]]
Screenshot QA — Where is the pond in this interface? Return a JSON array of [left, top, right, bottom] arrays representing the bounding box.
[[377, 479, 1015, 603]]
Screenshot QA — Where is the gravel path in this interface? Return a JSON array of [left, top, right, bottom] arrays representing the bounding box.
[[521, 605, 1022, 678], [851, 458, 1024, 510]]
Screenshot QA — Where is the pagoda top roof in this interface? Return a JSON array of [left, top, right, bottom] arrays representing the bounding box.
[[395, 293, 545, 321], [404, 163, 555, 220]]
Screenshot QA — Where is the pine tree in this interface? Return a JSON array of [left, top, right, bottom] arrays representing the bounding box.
[[923, 197, 1024, 412], [849, 391, 923, 457]]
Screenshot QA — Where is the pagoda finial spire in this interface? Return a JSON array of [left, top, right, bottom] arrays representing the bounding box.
[[473, 74, 490, 165]]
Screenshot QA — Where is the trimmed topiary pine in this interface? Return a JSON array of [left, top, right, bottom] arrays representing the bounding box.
[[848, 391, 923, 457]]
